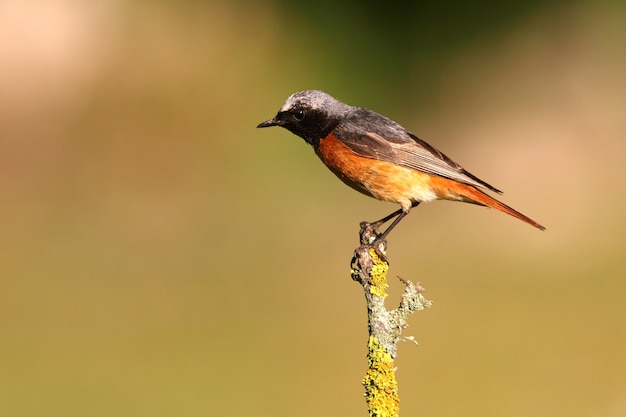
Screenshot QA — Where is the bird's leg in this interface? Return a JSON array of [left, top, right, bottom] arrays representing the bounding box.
[[374, 209, 409, 244], [359, 202, 420, 262], [369, 202, 420, 241], [359, 210, 402, 248], [369, 208, 404, 230]]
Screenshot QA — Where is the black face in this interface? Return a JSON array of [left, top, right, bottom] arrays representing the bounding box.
[[257, 103, 341, 147]]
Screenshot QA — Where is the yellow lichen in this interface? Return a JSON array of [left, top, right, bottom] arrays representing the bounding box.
[[368, 248, 389, 297], [362, 335, 399, 417]]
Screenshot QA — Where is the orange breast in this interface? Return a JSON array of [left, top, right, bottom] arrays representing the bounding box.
[[314, 133, 438, 211]]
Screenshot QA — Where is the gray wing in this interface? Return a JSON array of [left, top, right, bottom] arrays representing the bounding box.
[[334, 108, 502, 193]]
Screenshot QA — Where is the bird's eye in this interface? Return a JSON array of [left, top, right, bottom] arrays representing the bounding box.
[[293, 109, 305, 121]]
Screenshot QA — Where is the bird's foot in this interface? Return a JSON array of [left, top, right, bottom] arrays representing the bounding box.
[[359, 221, 389, 264]]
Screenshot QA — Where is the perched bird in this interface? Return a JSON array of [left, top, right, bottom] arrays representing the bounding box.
[[257, 90, 545, 241]]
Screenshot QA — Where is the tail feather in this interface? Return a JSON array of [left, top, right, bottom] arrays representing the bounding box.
[[472, 190, 546, 231], [434, 179, 546, 231]]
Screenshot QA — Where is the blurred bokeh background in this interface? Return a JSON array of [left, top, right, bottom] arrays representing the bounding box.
[[1, 0, 625, 416]]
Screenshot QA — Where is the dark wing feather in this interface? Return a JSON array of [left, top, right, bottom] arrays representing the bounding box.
[[333, 108, 502, 193]]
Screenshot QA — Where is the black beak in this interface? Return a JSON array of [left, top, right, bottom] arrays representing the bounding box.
[[257, 118, 278, 128]]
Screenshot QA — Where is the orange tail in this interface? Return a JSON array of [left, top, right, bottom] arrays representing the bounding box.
[[434, 179, 546, 231]]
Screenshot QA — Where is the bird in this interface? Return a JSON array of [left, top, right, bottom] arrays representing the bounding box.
[[257, 90, 545, 242]]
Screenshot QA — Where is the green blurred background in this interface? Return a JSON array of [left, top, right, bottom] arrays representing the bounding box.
[[1, 0, 625, 416]]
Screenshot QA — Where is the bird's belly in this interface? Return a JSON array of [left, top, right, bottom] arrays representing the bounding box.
[[315, 134, 437, 210]]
